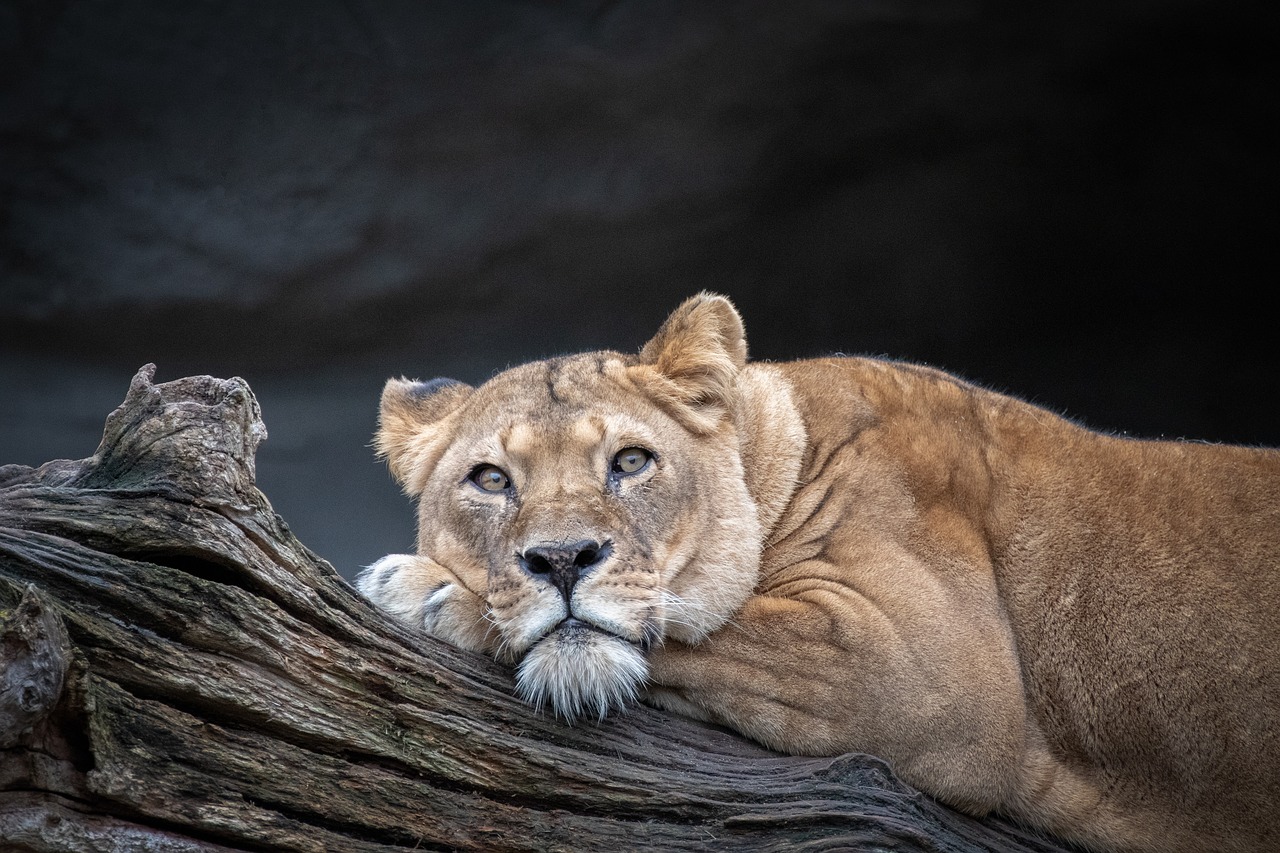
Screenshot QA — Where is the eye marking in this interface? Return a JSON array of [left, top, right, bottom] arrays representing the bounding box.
[[469, 464, 512, 493], [611, 447, 653, 477]]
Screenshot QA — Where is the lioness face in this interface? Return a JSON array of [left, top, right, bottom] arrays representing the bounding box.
[[368, 296, 765, 719]]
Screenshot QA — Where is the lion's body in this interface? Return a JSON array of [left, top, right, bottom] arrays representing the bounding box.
[[359, 295, 1280, 853]]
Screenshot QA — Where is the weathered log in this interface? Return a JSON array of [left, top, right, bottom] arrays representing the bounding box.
[[0, 365, 1072, 852]]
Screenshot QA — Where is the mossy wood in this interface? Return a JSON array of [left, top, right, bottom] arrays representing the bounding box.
[[0, 365, 1070, 852]]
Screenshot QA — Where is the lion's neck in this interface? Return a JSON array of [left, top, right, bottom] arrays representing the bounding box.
[[732, 365, 807, 539]]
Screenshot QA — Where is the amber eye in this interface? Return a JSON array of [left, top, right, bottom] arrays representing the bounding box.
[[470, 465, 511, 492], [612, 447, 652, 476]]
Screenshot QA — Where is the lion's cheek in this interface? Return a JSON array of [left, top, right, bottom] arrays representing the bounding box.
[[487, 579, 566, 659], [569, 583, 661, 646]]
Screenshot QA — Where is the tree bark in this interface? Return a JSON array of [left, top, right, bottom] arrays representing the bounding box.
[[0, 365, 1071, 852]]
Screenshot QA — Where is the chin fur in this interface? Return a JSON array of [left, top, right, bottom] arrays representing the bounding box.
[[515, 623, 649, 722]]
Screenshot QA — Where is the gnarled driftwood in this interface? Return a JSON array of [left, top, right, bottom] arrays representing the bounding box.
[[0, 365, 1072, 852]]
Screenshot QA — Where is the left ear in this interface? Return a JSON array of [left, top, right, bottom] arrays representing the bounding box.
[[376, 377, 474, 496], [631, 292, 747, 432]]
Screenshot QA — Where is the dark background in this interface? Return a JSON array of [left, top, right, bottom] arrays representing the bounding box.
[[2, 0, 1276, 579]]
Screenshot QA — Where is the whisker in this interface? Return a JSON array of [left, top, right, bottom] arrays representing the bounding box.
[[659, 589, 750, 636]]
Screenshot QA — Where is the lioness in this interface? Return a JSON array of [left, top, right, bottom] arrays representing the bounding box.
[[358, 293, 1279, 852]]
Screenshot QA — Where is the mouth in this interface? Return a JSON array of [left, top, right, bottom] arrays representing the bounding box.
[[531, 616, 653, 654], [555, 616, 610, 636]]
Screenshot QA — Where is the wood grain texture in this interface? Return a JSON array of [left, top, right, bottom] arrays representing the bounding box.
[[0, 365, 1072, 852]]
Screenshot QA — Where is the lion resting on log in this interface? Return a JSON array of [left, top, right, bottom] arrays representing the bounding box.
[[360, 293, 1279, 852]]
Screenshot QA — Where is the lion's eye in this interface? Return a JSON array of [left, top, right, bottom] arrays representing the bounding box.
[[612, 447, 652, 476], [469, 465, 511, 492]]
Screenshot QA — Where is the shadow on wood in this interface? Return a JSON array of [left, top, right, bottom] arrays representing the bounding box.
[[0, 365, 1072, 851]]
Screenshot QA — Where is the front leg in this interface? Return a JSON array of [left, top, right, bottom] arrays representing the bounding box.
[[645, 586, 1028, 817], [356, 554, 495, 653]]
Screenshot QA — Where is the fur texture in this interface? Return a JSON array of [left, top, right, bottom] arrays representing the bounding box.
[[358, 293, 1280, 853]]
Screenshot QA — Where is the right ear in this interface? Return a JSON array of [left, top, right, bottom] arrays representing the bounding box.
[[630, 292, 748, 433], [375, 377, 473, 496]]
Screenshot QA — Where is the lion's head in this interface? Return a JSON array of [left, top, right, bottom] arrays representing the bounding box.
[[372, 294, 790, 719]]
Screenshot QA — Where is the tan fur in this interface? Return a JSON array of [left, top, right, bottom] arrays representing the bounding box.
[[358, 293, 1280, 852]]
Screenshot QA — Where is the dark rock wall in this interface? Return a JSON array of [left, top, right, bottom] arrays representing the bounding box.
[[2, 0, 1276, 576]]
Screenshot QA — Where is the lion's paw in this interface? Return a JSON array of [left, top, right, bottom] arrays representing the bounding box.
[[356, 554, 493, 652]]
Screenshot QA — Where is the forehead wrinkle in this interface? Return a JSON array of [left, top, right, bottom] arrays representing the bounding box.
[[571, 415, 605, 446], [470, 356, 652, 473], [495, 415, 591, 487], [546, 353, 631, 407], [599, 411, 662, 450], [571, 415, 611, 478], [502, 422, 538, 458]]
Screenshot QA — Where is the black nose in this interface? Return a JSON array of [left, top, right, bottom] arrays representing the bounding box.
[[518, 540, 610, 602]]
